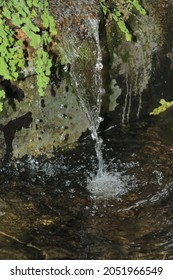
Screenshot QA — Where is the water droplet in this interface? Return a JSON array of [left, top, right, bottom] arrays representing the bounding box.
[[96, 62, 103, 70]]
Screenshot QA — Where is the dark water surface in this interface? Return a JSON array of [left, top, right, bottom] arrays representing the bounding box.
[[0, 120, 173, 260]]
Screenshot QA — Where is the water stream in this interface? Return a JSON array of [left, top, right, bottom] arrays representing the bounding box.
[[62, 18, 105, 178]]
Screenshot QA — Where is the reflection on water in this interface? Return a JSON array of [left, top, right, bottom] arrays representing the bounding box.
[[0, 122, 173, 259]]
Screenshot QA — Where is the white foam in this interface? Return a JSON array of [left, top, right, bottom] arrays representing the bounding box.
[[87, 170, 136, 199]]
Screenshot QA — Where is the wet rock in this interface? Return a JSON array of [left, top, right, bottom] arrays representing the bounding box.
[[102, 0, 173, 126], [0, 131, 6, 165], [147, 106, 173, 146], [0, 76, 89, 160], [49, 0, 100, 23], [0, 198, 7, 217], [0, 233, 45, 260]]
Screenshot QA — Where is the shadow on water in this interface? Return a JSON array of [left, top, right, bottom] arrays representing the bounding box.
[[0, 120, 173, 260]]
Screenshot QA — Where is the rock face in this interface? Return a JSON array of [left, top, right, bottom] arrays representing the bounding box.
[[0, 76, 89, 162], [0, 0, 100, 162], [1, 0, 173, 163], [102, 0, 173, 126], [49, 0, 99, 22]]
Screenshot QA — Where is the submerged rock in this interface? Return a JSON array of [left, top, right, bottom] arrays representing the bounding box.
[[0, 198, 7, 217]]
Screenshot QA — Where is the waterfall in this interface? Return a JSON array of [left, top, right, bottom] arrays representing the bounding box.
[[61, 16, 136, 199], [62, 18, 105, 177]]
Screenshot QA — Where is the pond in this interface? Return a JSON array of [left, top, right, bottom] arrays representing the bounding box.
[[0, 119, 173, 260]]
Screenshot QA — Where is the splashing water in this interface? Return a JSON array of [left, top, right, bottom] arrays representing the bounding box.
[[87, 168, 137, 199]]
